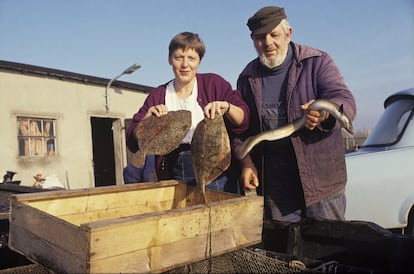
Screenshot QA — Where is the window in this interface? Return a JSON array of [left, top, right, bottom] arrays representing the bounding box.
[[363, 99, 414, 147], [17, 117, 57, 157]]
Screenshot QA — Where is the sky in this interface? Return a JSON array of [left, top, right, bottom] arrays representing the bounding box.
[[1, 0, 413, 132]]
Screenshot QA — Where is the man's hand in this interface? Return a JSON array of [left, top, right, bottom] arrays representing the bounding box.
[[240, 156, 259, 190], [301, 99, 329, 131]]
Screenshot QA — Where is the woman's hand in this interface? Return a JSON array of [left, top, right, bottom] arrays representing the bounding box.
[[144, 104, 168, 118], [203, 101, 230, 119]]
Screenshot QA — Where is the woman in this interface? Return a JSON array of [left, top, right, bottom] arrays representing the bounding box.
[[126, 32, 249, 192]]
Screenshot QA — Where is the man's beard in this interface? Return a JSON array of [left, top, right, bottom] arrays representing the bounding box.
[[259, 48, 288, 69]]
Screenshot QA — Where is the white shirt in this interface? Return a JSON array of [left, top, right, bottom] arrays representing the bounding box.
[[165, 79, 205, 144]]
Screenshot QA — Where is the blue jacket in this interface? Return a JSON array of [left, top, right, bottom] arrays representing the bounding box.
[[236, 42, 357, 206]]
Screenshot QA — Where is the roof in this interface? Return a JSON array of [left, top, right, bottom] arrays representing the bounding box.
[[0, 60, 154, 93], [384, 87, 414, 108]]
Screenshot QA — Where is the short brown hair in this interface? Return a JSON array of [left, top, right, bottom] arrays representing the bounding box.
[[168, 32, 205, 60]]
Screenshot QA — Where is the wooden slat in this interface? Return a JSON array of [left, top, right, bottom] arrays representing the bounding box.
[[10, 223, 87, 273], [10, 180, 182, 203], [10, 181, 188, 223], [9, 202, 89, 273], [86, 217, 262, 273], [60, 200, 175, 226], [85, 196, 263, 261], [88, 248, 153, 273], [153, 224, 262, 272], [86, 206, 211, 260], [25, 185, 177, 215], [10, 201, 88, 255]]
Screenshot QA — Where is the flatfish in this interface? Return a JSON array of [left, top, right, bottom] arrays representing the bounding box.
[[190, 115, 231, 205], [130, 110, 191, 167]]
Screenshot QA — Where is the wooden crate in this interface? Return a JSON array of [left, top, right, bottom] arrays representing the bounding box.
[[8, 180, 263, 273]]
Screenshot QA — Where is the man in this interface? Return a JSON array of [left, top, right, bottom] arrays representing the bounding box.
[[236, 6, 356, 228]]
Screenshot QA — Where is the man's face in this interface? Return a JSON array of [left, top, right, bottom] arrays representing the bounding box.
[[252, 22, 291, 68]]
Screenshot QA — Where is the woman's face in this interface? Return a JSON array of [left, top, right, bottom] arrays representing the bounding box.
[[169, 47, 200, 85]]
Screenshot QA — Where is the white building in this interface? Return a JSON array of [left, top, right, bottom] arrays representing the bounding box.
[[0, 60, 153, 189]]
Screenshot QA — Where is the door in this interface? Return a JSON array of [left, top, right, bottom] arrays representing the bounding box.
[[90, 117, 122, 187]]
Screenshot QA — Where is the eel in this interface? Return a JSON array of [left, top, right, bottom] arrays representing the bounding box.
[[236, 99, 354, 160]]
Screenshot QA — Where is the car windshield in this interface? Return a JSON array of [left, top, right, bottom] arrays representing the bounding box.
[[363, 99, 414, 147]]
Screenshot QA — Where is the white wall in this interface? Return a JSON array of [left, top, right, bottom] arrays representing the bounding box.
[[0, 70, 148, 189]]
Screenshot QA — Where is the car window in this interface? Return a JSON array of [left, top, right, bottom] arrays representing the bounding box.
[[363, 99, 414, 147]]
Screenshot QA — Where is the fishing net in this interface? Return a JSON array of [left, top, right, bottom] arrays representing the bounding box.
[[165, 246, 315, 274], [4, 247, 321, 274]]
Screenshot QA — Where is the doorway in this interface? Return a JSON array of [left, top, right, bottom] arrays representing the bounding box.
[[90, 117, 122, 187]]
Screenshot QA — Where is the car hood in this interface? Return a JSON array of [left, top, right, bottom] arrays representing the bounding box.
[[346, 147, 386, 157]]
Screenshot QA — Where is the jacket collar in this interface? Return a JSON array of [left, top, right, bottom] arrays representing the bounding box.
[[239, 42, 322, 78]]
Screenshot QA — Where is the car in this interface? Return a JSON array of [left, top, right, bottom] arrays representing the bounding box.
[[345, 87, 414, 234]]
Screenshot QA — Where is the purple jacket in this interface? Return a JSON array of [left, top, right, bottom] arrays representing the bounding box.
[[236, 42, 357, 206], [126, 73, 250, 177]]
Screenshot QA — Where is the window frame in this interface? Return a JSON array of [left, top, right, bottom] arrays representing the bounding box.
[[17, 116, 58, 157]]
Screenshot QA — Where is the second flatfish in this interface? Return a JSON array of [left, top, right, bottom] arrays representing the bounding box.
[[190, 115, 231, 205]]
